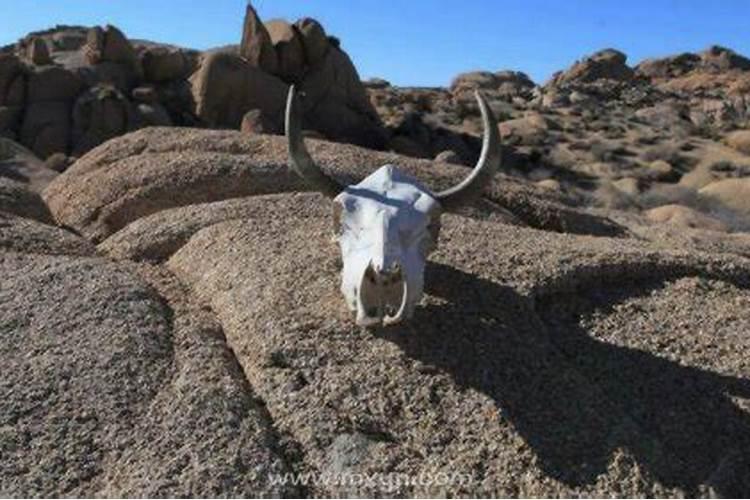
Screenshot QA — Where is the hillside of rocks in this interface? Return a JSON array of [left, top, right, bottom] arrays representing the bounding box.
[[3, 6, 750, 236], [4, 3, 750, 498], [0, 3, 385, 164]]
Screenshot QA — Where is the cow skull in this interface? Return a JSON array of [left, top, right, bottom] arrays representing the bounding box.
[[285, 86, 500, 326]]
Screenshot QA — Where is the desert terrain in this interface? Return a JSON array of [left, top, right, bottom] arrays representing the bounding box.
[[2, 3, 750, 497]]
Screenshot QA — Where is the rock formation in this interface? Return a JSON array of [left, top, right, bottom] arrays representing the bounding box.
[[3, 4, 750, 496]]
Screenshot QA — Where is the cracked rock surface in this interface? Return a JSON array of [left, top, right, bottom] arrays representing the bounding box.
[[3, 128, 750, 496]]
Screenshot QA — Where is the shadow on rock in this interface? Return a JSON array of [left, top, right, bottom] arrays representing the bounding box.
[[379, 262, 750, 496]]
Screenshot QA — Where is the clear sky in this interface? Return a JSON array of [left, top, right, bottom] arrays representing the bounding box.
[[1, 1, 749, 87]]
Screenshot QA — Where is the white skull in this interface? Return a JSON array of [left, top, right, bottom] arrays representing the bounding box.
[[284, 86, 500, 326], [333, 165, 441, 326]]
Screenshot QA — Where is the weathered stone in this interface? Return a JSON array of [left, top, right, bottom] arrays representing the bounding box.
[[71, 84, 134, 155], [645, 204, 729, 232], [0, 54, 26, 107], [0, 177, 52, 222], [0, 137, 57, 192], [699, 178, 750, 228], [295, 17, 329, 67], [0, 211, 94, 255], [239, 2, 278, 74], [26, 66, 83, 103], [550, 48, 634, 85], [26, 37, 52, 65], [725, 130, 750, 155], [140, 46, 189, 82], [434, 149, 462, 164], [84, 25, 138, 68], [189, 51, 288, 129], [240, 108, 275, 135], [20, 101, 71, 158], [0, 253, 295, 497], [44, 128, 622, 244], [265, 19, 306, 82], [299, 47, 386, 148]]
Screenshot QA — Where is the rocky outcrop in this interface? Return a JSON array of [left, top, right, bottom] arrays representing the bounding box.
[[7, 120, 750, 496], [295, 17, 329, 67], [265, 20, 306, 83], [300, 46, 386, 148], [140, 46, 191, 82], [549, 48, 634, 86], [239, 2, 278, 74], [43, 127, 622, 243], [451, 70, 535, 99], [189, 51, 288, 130], [71, 84, 135, 155], [0, 251, 296, 497]]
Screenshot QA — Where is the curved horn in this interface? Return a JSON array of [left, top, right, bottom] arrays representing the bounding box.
[[435, 91, 501, 210], [285, 85, 344, 198]]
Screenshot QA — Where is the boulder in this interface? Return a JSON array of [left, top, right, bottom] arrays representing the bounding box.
[[612, 177, 641, 197], [189, 51, 288, 129], [26, 65, 83, 103], [239, 2, 278, 74], [42, 128, 309, 242], [140, 46, 190, 82], [701, 45, 750, 72], [44, 152, 75, 173], [51, 28, 88, 52], [163, 189, 750, 496], [0, 211, 94, 255], [26, 37, 52, 66], [699, 178, 750, 225], [76, 61, 140, 92], [295, 17, 329, 67], [550, 48, 634, 86], [99, 193, 327, 262], [645, 204, 729, 232], [84, 25, 138, 68], [240, 108, 275, 135], [725, 130, 750, 155], [0, 137, 58, 192], [634, 104, 694, 136], [43, 127, 622, 244], [0, 55, 25, 134], [20, 66, 82, 157], [299, 47, 386, 149], [1, 46, 25, 83], [0, 177, 53, 222], [646, 160, 676, 181], [71, 84, 135, 155], [451, 71, 500, 92], [498, 112, 550, 146], [363, 77, 390, 89], [536, 178, 562, 190], [434, 149, 462, 164], [265, 19, 306, 82], [451, 70, 534, 98], [0, 252, 295, 496], [20, 101, 72, 158], [636, 53, 701, 80], [155, 79, 198, 126]]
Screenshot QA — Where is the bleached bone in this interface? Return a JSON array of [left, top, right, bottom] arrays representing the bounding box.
[[285, 86, 500, 326]]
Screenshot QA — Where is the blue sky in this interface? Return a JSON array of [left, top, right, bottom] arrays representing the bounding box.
[[1, 1, 749, 86]]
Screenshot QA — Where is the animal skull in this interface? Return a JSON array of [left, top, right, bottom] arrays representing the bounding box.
[[285, 86, 500, 326]]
